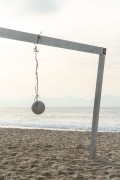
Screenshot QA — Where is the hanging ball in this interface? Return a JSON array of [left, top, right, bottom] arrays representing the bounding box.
[[32, 101, 45, 115]]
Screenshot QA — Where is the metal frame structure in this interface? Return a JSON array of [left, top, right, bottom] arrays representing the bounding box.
[[0, 27, 106, 159]]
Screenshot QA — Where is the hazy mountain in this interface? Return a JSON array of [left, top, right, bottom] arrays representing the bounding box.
[[43, 95, 120, 107], [0, 95, 120, 107], [100, 95, 120, 107], [43, 97, 94, 107]]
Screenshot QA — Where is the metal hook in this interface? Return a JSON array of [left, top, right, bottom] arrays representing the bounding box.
[[36, 31, 43, 44]]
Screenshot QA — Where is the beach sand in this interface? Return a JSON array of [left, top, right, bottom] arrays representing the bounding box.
[[0, 128, 120, 180]]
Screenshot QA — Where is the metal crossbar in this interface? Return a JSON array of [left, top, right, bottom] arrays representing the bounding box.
[[0, 27, 106, 55]]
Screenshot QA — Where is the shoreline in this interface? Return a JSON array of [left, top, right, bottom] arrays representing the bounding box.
[[0, 128, 120, 179], [0, 126, 120, 133]]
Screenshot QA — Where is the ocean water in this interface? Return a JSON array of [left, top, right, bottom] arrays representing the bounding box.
[[0, 107, 120, 132]]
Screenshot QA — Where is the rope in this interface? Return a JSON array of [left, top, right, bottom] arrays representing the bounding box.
[[33, 33, 42, 102], [34, 45, 39, 102]]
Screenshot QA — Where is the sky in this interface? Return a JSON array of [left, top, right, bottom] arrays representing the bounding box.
[[0, 0, 120, 106]]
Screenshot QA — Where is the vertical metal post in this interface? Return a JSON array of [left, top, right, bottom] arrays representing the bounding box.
[[89, 54, 106, 159]]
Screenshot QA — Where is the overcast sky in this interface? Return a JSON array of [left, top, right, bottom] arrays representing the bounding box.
[[0, 0, 120, 105]]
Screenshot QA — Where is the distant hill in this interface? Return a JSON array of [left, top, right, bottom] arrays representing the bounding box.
[[43, 97, 94, 107], [0, 95, 120, 107], [100, 95, 120, 107], [43, 95, 120, 107]]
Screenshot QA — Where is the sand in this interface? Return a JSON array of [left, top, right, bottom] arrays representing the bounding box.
[[0, 128, 120, 180]]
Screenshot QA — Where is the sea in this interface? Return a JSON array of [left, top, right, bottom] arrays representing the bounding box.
[[0, 107, 120, 132]]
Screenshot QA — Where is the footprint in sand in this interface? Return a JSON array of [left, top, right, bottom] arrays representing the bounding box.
[[41, 171, 52, 178], [36, 176, 47, 180], [109, 174, 120, 179]]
